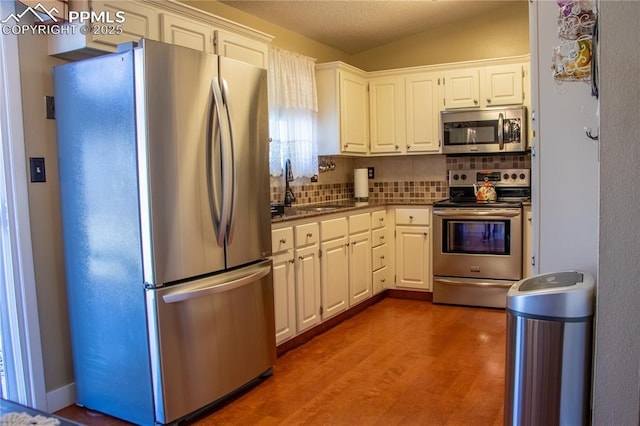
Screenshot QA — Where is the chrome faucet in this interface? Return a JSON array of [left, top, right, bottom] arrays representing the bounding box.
[[284, 159, 296, 207]]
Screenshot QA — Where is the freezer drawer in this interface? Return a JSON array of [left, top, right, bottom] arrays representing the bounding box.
[[147, 259, 276, 424]]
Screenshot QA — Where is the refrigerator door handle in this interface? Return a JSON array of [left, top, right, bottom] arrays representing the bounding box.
[[161, 263, 271, 303], [220, 78, 237, 244], [209, 78, 233, 247]]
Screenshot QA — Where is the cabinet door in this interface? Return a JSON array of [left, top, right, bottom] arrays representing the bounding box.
[[444, 69, 480, 109], [320, 237, 349, 320], [91, 1, 160, 47], [348, 232, 372, 305], [272, 250, 296, 344], [369, 76, 404, 154], [483, 64, 524, 107], [405, 72, 441, 152], [215, 30, 269, 68], [339, 71, 369, 154], [395, 226, 431, 290], [49, 1, 160, 59], [161, 13, 214, 53], [295, 244, 321, 333]]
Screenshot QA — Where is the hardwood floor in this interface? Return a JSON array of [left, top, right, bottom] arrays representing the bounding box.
[[55, 298, 507, 425]]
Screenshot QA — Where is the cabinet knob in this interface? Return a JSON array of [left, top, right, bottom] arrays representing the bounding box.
[[289, 259, 295, 264], [473, 99, 478, 105], [380, 255, 385, 260], [423, 232, 428, 236], [298, 256, 304, 261], [344, 144, 349, 148], [406, 144, 411, 150], [380, 235, 385, 240], [395, 145, 399, 150], [486, 98, 491, 103], [409, 215, 414, 220], [280, 238, 286, 244], [307, 232, 313, 238], [381, 278, 386, 283], [351, 241, 356, 246], [345, 243, 350, 248]]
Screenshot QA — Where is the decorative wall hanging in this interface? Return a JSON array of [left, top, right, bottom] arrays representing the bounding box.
[[552, 0, 597, 89]]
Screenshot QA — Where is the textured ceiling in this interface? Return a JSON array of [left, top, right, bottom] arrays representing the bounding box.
[[219, 0, 520, 54]]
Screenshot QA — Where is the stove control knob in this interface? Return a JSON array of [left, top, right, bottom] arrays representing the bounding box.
[[511, 173, 518, 180], [453, 174, 459, 180], [461, 174, 467, 180], [503, 173, 510, 180], [519, 173, 526, 180]]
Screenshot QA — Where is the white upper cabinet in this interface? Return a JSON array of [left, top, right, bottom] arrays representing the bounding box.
[[215, 30, 269, 69], [49, 1, 160, 60], [443, 68, 480, 109], [160, 13, 214, 53], [405, 72, 442, 153], [316, 62, 369, 156], [369, 76, 405, 154], [48, 0, 272, 65], [482, 63, 525, 107]]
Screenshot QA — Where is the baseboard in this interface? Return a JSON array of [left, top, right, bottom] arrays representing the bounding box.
[[47, 382, 75, 413]]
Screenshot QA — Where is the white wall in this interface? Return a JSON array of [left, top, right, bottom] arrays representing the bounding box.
[[530, 1, 599, 278], [593, 1, 640, 423]]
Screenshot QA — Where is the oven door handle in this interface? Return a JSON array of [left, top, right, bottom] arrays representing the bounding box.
[[432, 209, 521, 218]]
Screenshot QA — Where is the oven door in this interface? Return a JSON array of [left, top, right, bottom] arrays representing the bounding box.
[[432, 208, 522, 280]]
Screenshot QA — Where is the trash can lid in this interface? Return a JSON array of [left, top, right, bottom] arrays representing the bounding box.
[[507, 271, 595, 318]]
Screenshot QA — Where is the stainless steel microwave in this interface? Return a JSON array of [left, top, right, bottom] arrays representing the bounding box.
[[441, 106, 527, 154]]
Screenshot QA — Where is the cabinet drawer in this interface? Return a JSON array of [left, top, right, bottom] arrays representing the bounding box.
[[320, 217, 348, 241], [349, 213, 371, 234], [373, 267, 389, 294], [371, 210, 387, 229], [272, 227, 294, 253], [372, 244, 388, 271], [295, 222, 319, 247], [371, 228, 387, 247], [395, 208, 430, 226]]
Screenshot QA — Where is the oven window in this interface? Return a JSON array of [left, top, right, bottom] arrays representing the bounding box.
[[443, 219, 510, 255]]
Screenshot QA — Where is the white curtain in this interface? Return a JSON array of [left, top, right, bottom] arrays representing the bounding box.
[[268, 47, 318, 177]]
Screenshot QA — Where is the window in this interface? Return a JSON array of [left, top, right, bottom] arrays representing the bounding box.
[[267, 48, 318, 178]]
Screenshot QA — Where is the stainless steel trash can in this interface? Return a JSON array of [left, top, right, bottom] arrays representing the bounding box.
[[504, 271, 595, 426]]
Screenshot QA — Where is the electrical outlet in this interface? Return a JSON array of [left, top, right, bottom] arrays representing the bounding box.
[[29, 157, 46, 183], [367, 167, 375, 179]]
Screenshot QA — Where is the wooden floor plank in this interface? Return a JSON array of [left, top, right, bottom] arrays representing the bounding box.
[[55, 298, 507, 425]]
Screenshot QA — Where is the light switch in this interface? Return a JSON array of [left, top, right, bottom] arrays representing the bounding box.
[[30, 157, 46, 183]]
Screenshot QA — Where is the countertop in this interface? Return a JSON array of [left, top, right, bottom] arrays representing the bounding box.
[[0, 398, 81, 425], [272, 199, 437, 223]]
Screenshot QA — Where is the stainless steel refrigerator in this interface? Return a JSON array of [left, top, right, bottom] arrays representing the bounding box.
[[53, 39, 275, 425]]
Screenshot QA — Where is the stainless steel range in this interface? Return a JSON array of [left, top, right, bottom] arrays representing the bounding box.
[[432, 168, 531, 308]]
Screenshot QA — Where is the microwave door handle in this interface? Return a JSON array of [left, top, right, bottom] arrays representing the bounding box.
[[498, 113, 504, 150]]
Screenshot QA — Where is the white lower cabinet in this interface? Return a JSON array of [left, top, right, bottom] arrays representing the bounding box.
[[394, 207, 432, 291], [371, 209, 389, 295], [320, 218, 349, 320], [294, 223, 321, 333], [272, 250, 295, 344], [348, 213, 372, 306]]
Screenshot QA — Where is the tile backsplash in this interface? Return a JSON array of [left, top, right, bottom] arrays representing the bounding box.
[[271, 153, 530, 205]]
